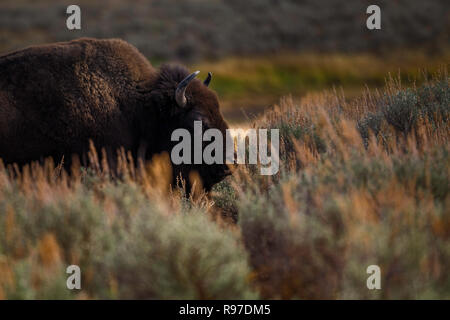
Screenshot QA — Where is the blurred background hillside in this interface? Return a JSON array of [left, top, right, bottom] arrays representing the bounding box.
[[1, 0, 448, 61], [0, 0, 448, 123]]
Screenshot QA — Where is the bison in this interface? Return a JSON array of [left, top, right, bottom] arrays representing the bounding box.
[[0, 38, 231, 190]]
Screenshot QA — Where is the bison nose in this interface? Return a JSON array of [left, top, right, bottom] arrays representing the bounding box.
[[223, 166, 232, 176], [217, 164, 232, 178]]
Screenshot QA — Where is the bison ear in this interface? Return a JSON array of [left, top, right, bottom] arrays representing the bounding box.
[[175, 70, 200, 108], [203, 72, 212, 87]]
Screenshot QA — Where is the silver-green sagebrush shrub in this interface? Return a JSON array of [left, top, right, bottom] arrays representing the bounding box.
[[103, 208, 257, 299], [0, 172, 257, 299]]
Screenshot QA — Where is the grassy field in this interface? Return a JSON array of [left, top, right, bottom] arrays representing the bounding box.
[[0, 66, 448, 299], [193, 50, 450, 124]]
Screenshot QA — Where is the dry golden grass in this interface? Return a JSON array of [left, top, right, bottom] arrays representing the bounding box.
[[0, 67, 448, 299]]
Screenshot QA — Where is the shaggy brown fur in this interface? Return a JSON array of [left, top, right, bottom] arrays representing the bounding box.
[[0, 38, 230, 190]]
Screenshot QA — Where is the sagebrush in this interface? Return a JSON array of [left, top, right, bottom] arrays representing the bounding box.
[[0, 69, 449, 299]]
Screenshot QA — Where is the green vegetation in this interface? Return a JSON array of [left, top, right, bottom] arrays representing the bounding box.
[[0, 69, 449, 299], [213, 70, 450, 299], [0, 157, 256, 299], [0, 0, 448, 301], [193, 51, 449, 123]]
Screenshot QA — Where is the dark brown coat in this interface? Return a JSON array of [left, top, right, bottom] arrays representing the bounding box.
[[0, 38, 230, 190]]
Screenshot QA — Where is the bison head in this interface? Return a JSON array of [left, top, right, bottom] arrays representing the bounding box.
[[146, 65, 232, 192]]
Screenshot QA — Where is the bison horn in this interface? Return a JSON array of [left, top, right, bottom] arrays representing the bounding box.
[[175, 70, 200, 107], [204, 72, 212, 87]]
